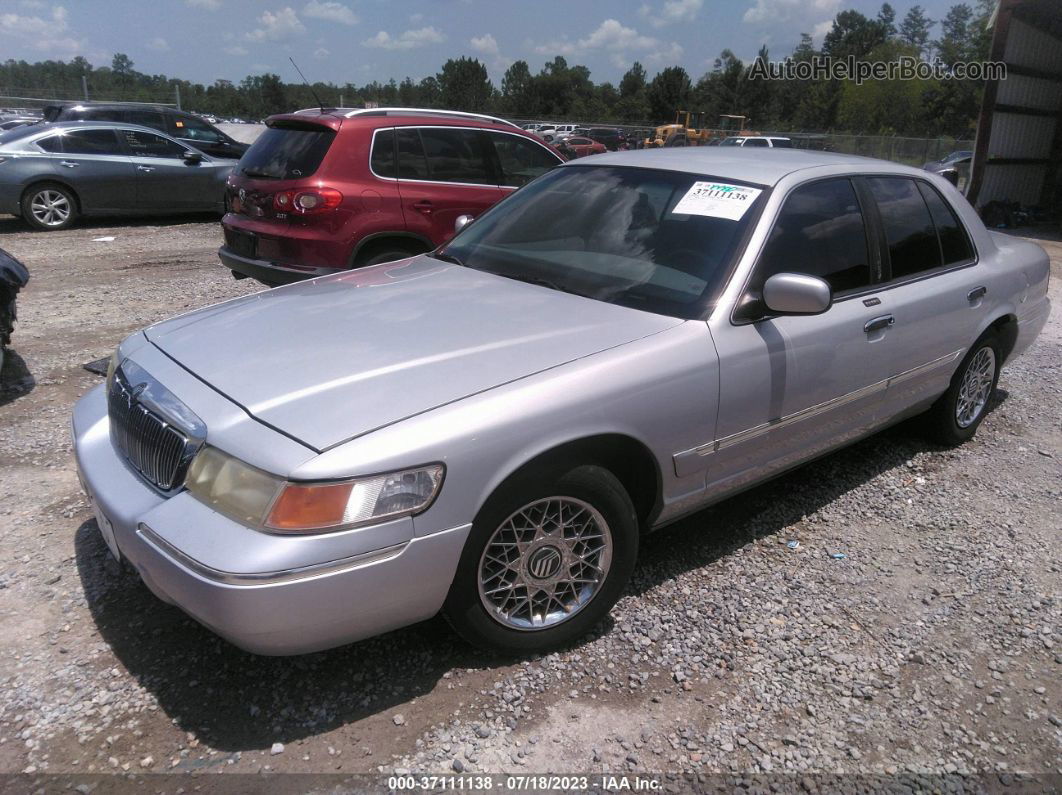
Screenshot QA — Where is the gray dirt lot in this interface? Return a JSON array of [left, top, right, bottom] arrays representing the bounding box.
[[0, 215, 1059, 785]]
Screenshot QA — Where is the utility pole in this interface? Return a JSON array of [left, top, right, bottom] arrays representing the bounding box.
[[339, 93, 344, 108], [82, 74, 89, 101], [175, 84, 182, 110]]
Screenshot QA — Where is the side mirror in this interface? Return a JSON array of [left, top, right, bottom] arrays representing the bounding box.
[[182, 150, 203, 165], [762, 272, 832, 315], [454, 214, 474, 234]]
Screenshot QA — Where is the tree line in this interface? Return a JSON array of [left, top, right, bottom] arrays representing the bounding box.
[[0, 0, 992, 137]]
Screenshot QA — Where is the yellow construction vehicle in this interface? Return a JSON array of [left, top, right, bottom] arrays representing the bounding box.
[[643, 112, 757, 148]]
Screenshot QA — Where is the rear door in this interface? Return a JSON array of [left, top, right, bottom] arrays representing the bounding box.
[[394, 126, 503, 245], [168, 113, 243, 159], [862, 176, 985, 413], [49, 128, 136, 212], [118, 128, 220, 210], [485, 130, 562, 192]]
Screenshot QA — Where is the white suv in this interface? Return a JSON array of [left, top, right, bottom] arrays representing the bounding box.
[[719, 136, 792, 148]]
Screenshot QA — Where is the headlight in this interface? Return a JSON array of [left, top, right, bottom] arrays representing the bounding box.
[[185, 446, 444, 534], [105, 349, 120, 390]]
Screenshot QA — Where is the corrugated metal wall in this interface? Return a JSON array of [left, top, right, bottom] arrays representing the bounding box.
[[976, 16, 1062, 206]]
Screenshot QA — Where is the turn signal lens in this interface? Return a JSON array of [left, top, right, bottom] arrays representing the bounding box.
[[265, 465, 445, 533]]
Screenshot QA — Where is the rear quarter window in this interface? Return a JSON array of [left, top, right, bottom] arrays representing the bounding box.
[[237, 123, 336, 179]]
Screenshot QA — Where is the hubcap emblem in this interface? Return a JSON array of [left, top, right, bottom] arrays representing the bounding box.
[[527, 546, 562, 580]]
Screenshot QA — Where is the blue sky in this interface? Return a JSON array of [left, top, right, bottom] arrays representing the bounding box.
[[1, 0, 967, 87]]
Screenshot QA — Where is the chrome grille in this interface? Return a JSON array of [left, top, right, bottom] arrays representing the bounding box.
[[107, 367, 194, 491]]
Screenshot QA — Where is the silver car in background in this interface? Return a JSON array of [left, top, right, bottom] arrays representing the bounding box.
[[73, 149, 1050, 655], [0, 121, 234, 230]]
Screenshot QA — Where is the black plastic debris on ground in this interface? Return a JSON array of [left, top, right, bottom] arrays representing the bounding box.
[[83, 357, 109, 377]]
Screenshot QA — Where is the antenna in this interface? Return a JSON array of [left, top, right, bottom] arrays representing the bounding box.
[[289, 57, 326, 113]]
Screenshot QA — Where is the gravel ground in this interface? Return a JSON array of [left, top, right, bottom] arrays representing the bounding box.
[[0, 215, 1059, 789]]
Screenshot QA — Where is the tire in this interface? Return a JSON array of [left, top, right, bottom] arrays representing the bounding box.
[[925, 332, 1001, 445], [443, 464, 638, 653], [353, 244, 418, 268], [21, 182, 78, 231], [666, 135, 687, 148]]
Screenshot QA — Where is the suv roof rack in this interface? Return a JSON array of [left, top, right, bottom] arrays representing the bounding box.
[[293, 107, 520, 129]]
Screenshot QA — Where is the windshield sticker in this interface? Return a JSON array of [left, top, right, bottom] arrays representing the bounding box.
[[671, 182, 762, 221]]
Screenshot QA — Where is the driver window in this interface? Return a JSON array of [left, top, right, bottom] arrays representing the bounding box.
[[753, 177, 871, 295]]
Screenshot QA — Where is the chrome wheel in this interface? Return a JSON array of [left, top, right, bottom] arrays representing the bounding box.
[[29, 189, 71, 227], [477, 496, 612, 631], [955, 346, 995, 428]]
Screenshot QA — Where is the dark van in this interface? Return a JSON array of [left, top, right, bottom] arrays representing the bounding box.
[[42, 103, 249, 160]]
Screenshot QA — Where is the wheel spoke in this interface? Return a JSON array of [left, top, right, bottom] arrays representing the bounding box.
[[478, 495, 613, 631]]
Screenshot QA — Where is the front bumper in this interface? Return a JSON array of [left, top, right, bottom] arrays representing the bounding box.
[[72, 384, 471, 655]]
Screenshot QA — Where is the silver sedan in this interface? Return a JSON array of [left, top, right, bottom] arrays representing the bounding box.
[[73, 148, 1050, 655]]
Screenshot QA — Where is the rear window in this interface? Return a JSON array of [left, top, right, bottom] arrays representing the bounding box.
[[237, 123, 335, 180], [771, 138, 793, 148]]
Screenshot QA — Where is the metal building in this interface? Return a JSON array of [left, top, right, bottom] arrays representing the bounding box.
[[966, 0, 1062, 214]]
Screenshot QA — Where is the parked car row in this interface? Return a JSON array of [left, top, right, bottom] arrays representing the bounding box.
[[73, 146, 1050, 656]]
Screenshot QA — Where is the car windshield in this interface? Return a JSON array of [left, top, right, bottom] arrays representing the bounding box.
[[439, 165, 766, 319], [237, 123, 335, 179]]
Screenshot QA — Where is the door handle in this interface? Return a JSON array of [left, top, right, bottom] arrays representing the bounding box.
[[137, 165, 155, 173], [864, 314, 895, 333], [967, 285, 987, 302], [59, 160, 79, 168], [412, 200, 433, 214]]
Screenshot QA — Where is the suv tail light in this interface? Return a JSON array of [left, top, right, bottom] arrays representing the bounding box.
[[273, 187, 343, 215]]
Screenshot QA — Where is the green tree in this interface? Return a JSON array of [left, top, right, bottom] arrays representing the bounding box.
[[899, 5, 934, 56], [822, 10, 888, 60], [437, 57, 492, 111], [646, 66, 690, 122], [878, 3, 897, 38], [500, 60, 535, 116], [837, 40, 929, 133]]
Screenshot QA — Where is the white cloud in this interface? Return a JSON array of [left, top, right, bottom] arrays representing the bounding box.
[[224, 44, 249, 56], [812, 19, 833, 43], [533, 18, 680, 66], [639, 0, 703, 28], [469, 33, 499, 57], [303, 1, 357, 26], [147, 37, 170, 51], [743, 0, 839, 25], [246, 7, 305, 42], [313, 46, 330, 58], [185, 0, 221, 9], [647, 41, 684, 63], [362, 26, 443, 50], [0, 5, 84, 58]]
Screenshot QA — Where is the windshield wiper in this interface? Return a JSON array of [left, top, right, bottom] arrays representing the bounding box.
[[503, 273, 584, 296], [430, 251, 463, 266], [239, 169, 278, 179]]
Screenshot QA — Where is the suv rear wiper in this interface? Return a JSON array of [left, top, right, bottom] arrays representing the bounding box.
[[239, 169, 277, 179]]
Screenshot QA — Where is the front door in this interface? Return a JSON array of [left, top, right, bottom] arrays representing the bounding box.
[[394, 126, 503, 246], [707, 177, 893, 496], [118, 128, 217, 210]]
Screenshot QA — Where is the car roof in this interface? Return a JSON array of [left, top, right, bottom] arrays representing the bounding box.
[[0, 119, 186, 144], [562, 147, 919, 186], [279, 107, 523, 132]]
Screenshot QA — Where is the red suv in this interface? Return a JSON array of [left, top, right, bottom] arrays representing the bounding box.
[[219, 108, 564, 285]]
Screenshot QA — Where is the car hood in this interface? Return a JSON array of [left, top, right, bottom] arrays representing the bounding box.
[[145, 257, 683, 451]]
